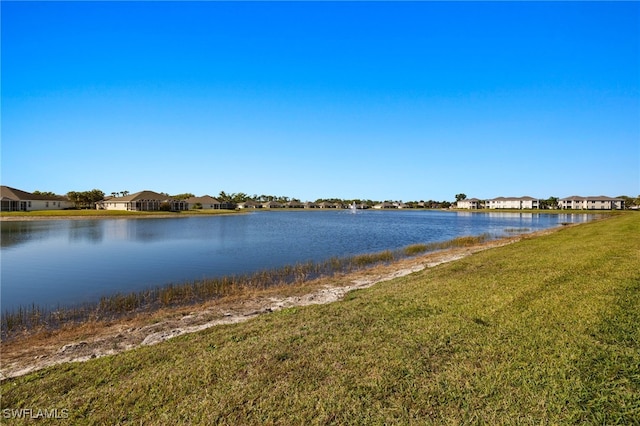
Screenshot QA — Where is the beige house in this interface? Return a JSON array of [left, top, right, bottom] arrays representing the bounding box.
[[236, 200, 261, 209], [456, 198, 483, 209], [99, 190, 188, 211], [1, 186, 75, 211], [317, 201, 338, 209], [373, 202, 397, 209], [262, 201, 283, 209], [485, 196, 540, 209], [286, 200, 304, 208], [559, 196, 624, 210], [185, 195, 229, 210]]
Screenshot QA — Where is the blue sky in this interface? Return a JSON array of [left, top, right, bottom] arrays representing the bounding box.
[[2, 1, 639, 202]]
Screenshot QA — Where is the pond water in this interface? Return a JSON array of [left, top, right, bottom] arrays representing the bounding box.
[[1, 210, 592, 312]]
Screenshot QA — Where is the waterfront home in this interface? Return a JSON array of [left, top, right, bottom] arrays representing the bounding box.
[[236, 200, 261, 209], [559, 195, 624, 210], [304, 202, 318, 209], [317, 201, 337, 209], [262, 201, 283, 209], [99, 190, 188, 211], [0, 186, 75, 211], [373, 202, 397, 209], [185, 195, 230, 210], [485, 196, 540, 209], [456, 198, 483, 209], [286, 200, 304, 208]]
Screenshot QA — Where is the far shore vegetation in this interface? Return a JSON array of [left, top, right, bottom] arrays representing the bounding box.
[[0, 207, 625, 221], [6, 187, 640, 211], [1, 212, 637, 423]]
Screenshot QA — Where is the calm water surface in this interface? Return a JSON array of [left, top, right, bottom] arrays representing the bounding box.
[[1, 210, 591, 311]]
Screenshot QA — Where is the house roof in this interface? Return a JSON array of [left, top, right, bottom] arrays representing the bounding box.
[[109, 190, 172, 202], [185, 195, 221, 204], [0, 186, 68, 201], [560, 195, 623, 201], [487, 196, 538, 202], [374, 202, 396, 208]]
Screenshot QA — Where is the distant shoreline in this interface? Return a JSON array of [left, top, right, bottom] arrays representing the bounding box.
[[0, 208, 618, 222], [0, 210, 243, 221]]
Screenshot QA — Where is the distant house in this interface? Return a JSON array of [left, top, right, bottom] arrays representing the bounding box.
[[1, 186, 74, 211], [262, 201, 283, 209], [373, 202, 397, 209], [99, 190, 188, 211], [286, 200, 304, 208], [350, 202, 369, 210], [485, 196, 540, 209], [303, 201, 318, 209], [317, 201, 336, 209], [456, 198, 483, 209], [236, 200, 261, 209], [185, 195, 229, 210], [559, 196, 624, 210]]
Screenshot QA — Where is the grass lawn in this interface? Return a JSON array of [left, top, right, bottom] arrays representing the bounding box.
[[1, 214, 638, 424], [0, 209, 239, 218]]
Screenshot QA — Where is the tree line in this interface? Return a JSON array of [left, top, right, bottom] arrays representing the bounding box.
[[213, 192, 454, 208], [32, 188, 640, 210]]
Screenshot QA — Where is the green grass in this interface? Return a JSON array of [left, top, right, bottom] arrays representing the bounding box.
[[0, 209, 238, 218], [1, 213, 638, 424]]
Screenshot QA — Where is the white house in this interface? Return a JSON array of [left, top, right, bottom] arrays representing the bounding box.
[[456, 198, 483, 209], [1, 186, 75, 211], [485, 196, 540, 209], [559, 196, 624, 210], [99, 190, 188, 211]]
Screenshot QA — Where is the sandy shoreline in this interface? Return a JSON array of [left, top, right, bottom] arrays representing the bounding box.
[[0, 230, 554, 381]]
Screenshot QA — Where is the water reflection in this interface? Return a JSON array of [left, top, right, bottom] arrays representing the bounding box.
[[68, 220, 104, 244], [1, 221, 63, 248]]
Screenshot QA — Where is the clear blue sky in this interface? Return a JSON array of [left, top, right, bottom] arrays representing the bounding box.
[[2, 1, 639, 202]]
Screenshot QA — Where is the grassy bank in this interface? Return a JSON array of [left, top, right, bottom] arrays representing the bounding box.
[[1, 214, 638, 424], [0, 209, 239, 219]]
